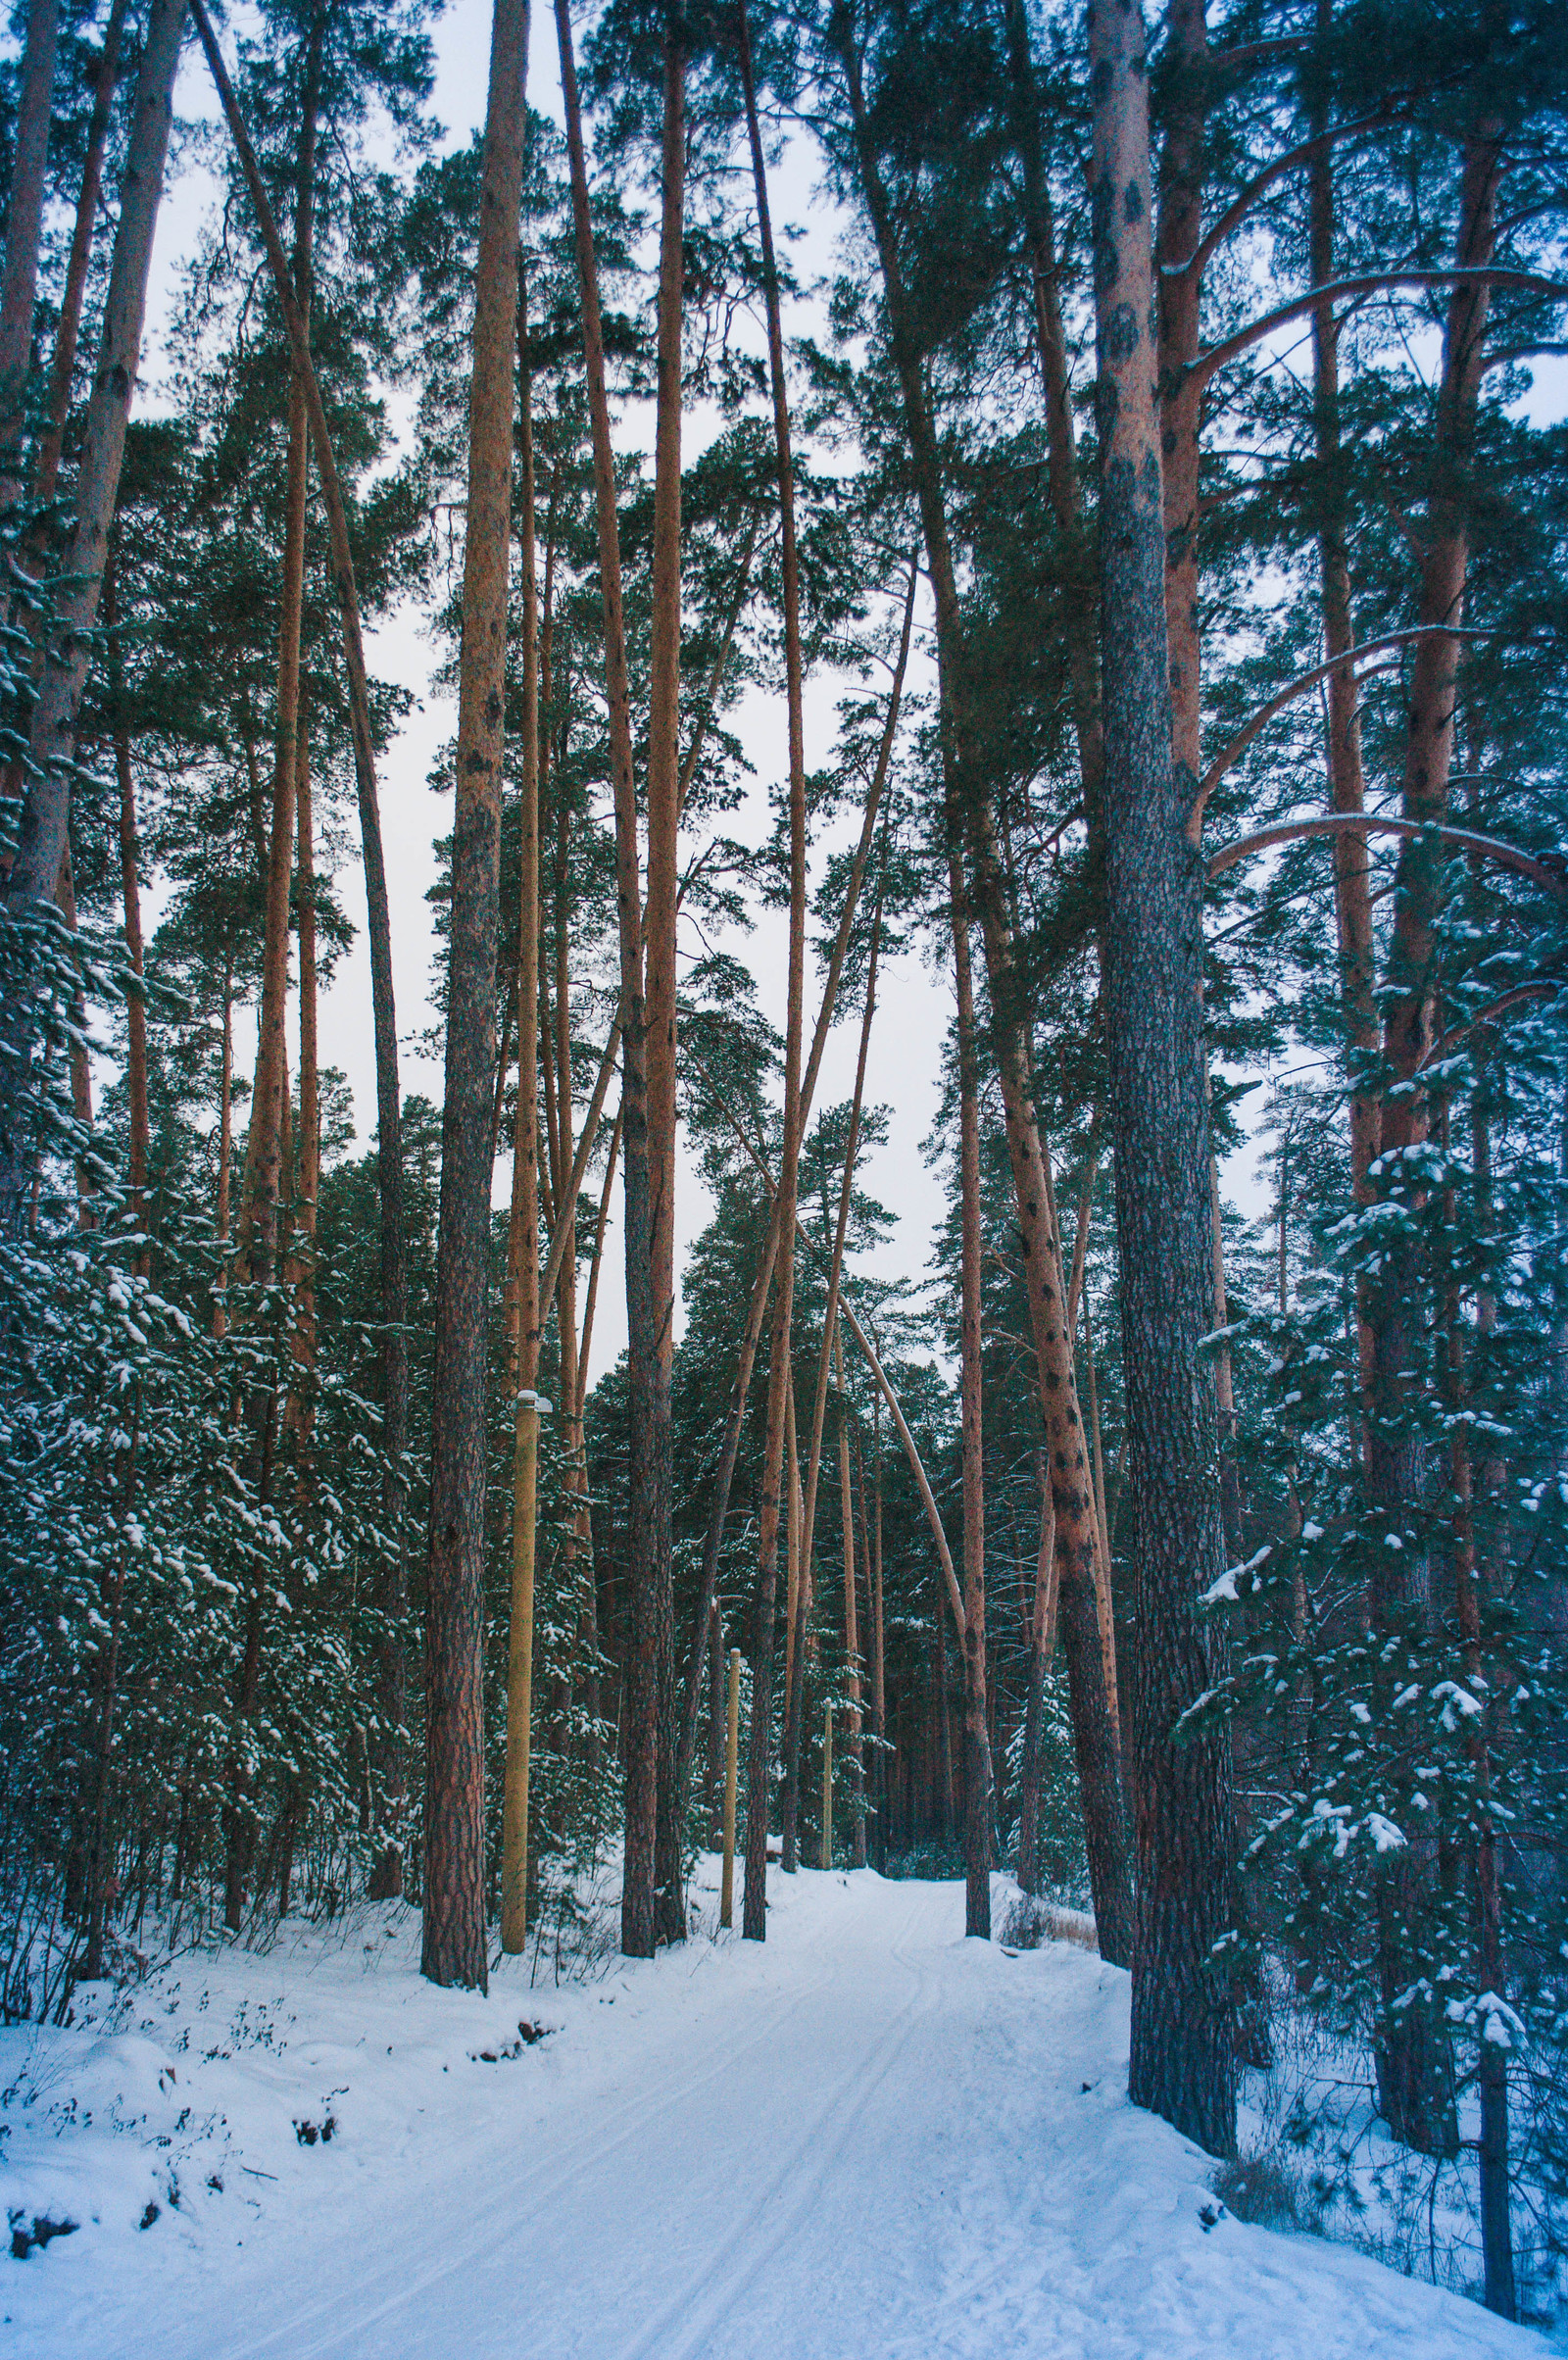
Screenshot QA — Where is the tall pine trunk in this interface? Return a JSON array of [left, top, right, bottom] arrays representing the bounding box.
[[421, 0, 529, 1991], [1089, 0, 1235, 2158]]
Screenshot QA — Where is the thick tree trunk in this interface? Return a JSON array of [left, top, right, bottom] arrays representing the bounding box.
[[647, 12, 686, 1947], [1089, 0, 1236, 2159], [950, 848, 992, 1938], [556, 0, 661, 1958], [7, 0, 183, 911], [420, 0, 529, 1991]]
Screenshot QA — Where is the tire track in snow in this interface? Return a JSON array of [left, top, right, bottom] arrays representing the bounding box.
[[221, 1894, 864, 2360], [610, 1883, 945, 2360]]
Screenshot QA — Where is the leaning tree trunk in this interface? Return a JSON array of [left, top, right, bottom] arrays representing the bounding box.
[[1089, 0, 1236, 2160], [420, 0, 529, 1992]]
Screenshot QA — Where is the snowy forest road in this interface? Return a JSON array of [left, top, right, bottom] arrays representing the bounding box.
[[13, 1871, 1538, 2358]]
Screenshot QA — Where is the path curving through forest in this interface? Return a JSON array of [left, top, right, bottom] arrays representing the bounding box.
[[10, 1871, 1536, 2359]]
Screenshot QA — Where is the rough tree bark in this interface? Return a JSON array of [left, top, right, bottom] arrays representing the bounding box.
[[421, 0, 529, 1991], [1089, 0, 1236, 2158]]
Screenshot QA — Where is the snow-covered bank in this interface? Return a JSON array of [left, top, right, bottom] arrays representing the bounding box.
[[2, 1865, 1543, 2357]]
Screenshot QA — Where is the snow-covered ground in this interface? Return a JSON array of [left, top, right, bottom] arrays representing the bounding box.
[[2, 1863, 1543, 2357]]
